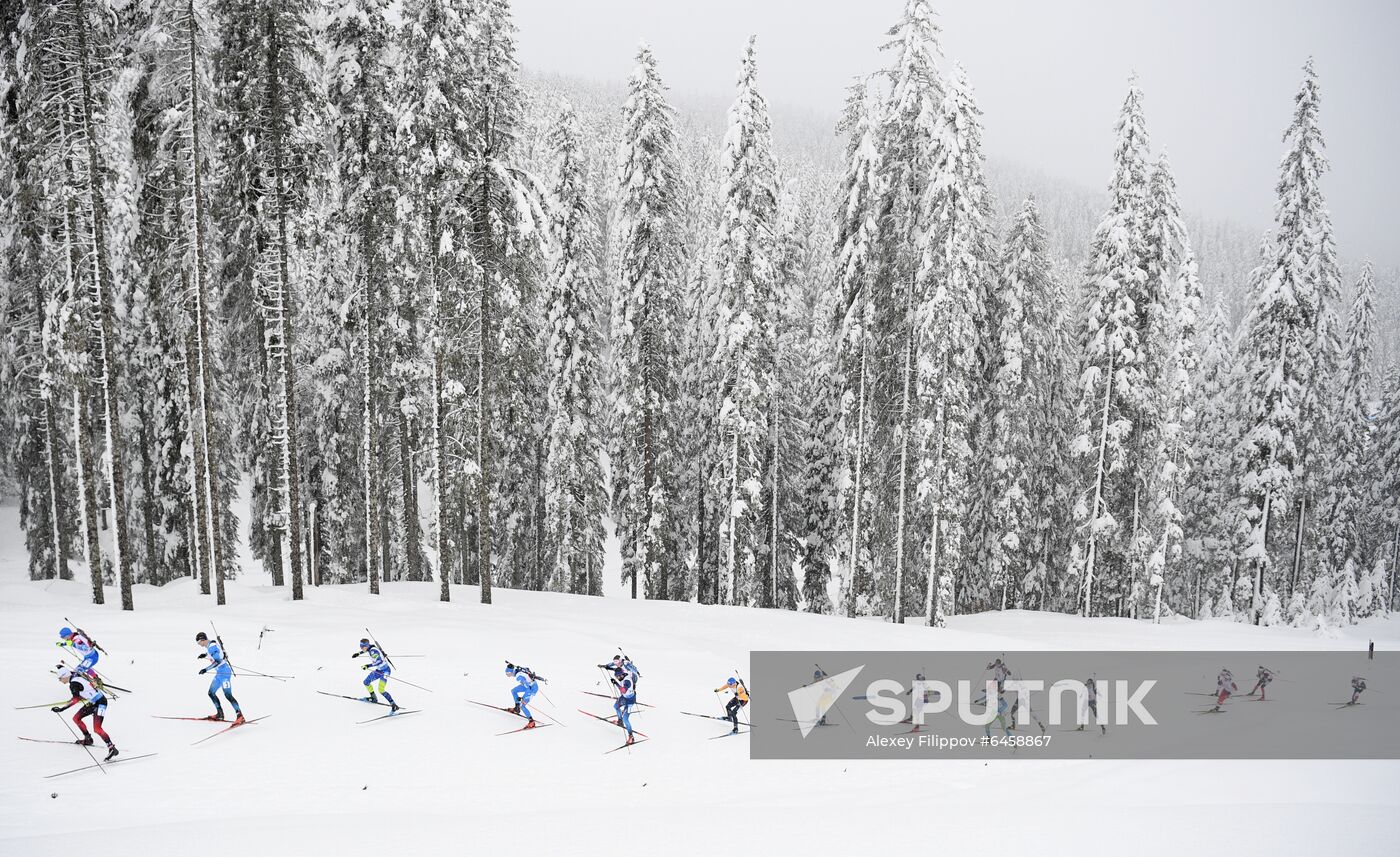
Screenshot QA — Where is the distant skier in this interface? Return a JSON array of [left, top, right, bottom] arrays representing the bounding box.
[[52, 665, 118, 760], [610, 665, 638, 745], [598, 654, 641, 691], [56, 627, 100, 684], [353, 638, 399, 712], [987, 657, 1012, 692], [1247, 666, 1275, 700], [506, 662, 541, 728], [1369, 640, 1374, 661], [906, 672, 939, 732], [1076, 677, 1106, 734], [1209, 668, 1237, 712], [196, 631, 244, 724], [714, 677, 749, 734], [1348, 676, 1367, 705], [812, 668, 835, 727]]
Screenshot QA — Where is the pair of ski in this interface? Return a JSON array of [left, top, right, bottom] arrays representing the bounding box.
[[578, 708, 649, 753], [680, 711, 750, 738], [467, 699, 554, 735], [581, 690, 654, 709], [17, 739, 159, 779], [315, 691, 420, 723], [152, 714, 271, 743]]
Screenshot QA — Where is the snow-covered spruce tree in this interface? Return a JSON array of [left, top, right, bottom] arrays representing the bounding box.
[[981, 195, 1055, 610], [1283, 59, 1344, 606], [873, 0, 943, 623], [394, 0, 475, 588], [1068, 79, 1151, 618], [1005, 198, 1072, 611], [459, 0, 547, 600], [543, 103, 606, 596], [229, 0, 319, 599], [1377, 364, 1400, 612], [1139, 154, 1202, 619], [144, 0, 240, 601], [612, 43, 682, 600], [326, 0, 396, 592], [916, 64, 992, 625], [54, 0, 138, 608], [1183, 293, 1239, 614], [714, 37, 778, 607], [832, 78, 884, 616], [0, 14, 74, 581], [1235, 60, 1336, 622], [1318, 263, 1377, 581]]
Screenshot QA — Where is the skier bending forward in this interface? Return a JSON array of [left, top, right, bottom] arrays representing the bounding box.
[[715, 677, 749, 734], [353, 638, 400, 712], [53, 665, 118, 761], [506, 663, 541, 728]]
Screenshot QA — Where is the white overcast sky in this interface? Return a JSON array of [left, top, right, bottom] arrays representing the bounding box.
[[514, 0, 1400, 267]]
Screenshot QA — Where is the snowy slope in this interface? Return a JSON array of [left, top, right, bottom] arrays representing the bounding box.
[[2, 502, 1397, 857]]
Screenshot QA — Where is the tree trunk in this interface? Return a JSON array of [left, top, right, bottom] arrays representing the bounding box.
[[182, 319, 212, 595], [398, 405, 421, 580], [72, 0, 134, 609], [267, 9, 305, 601], [1081, 348, 1117, 618], [431, 213, 449, 602], [477, 127, 494, 606], [363, 231, 380, 594], [185, 3, 227, 605]]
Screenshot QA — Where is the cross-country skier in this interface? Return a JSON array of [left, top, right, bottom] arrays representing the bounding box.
[[1076, 677, 1106, 734], [987, 657, 1011, 691], [598, 654, 641, 691], [52, 665, 118, 760], [1248, 666, 1275, 700], [196, 631, 244, 724], [506, 662, 541, 728], [714, 677, 749, 734], [56, 627, 100, 684], [906, 672, 938, 732], [1349, 676, 1367, 705], [1209, 667, 1236, 712], [812, 668, 835, 727], [611, 666, 638, 745], [353, 638, 399, 712]]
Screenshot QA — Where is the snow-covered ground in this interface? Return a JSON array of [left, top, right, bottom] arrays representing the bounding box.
[[2, 502, 1397, 856]]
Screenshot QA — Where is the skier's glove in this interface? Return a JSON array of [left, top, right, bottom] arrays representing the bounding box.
[[199, 667, 209, 675], [51, 705, 64, 713], [197, 653, 208, 660], [363, 664, 372, 670], [352, 652, 362, 659]]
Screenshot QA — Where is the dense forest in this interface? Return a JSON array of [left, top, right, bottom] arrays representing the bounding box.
[[2, 0, 1397, 630]]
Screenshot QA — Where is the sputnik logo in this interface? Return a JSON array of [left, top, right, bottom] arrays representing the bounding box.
[[788, 665, 864, 738]]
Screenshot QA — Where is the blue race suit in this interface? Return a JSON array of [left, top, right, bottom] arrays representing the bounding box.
[[613, 674, 637, 736], [61, 633, 100, 677], [510, 668, 539, 719], [360, 645, 396, 707], [202, 641, 241, 716]]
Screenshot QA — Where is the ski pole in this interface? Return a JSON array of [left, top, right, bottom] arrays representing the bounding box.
[[364, 627, 397, 670], [51, 710, 106, 775], [257, 627, 275, 651], [65, 616, 109, 655], [233, 668, 291, 682]]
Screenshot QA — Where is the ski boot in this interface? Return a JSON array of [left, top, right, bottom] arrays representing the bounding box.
[[509, 704, 521, 715], [364, 692, 378, 705], [625, 733, 636, 746], [75, 735, 94, 746], [233, 713, 246, 725], [730, 726, 739, 735], [204, 712, 225, 722], [390, 702, 401, 714], [104, 744, 119, 761], [523, 719, 538, 729], [1075, 724, 1085, 731]]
